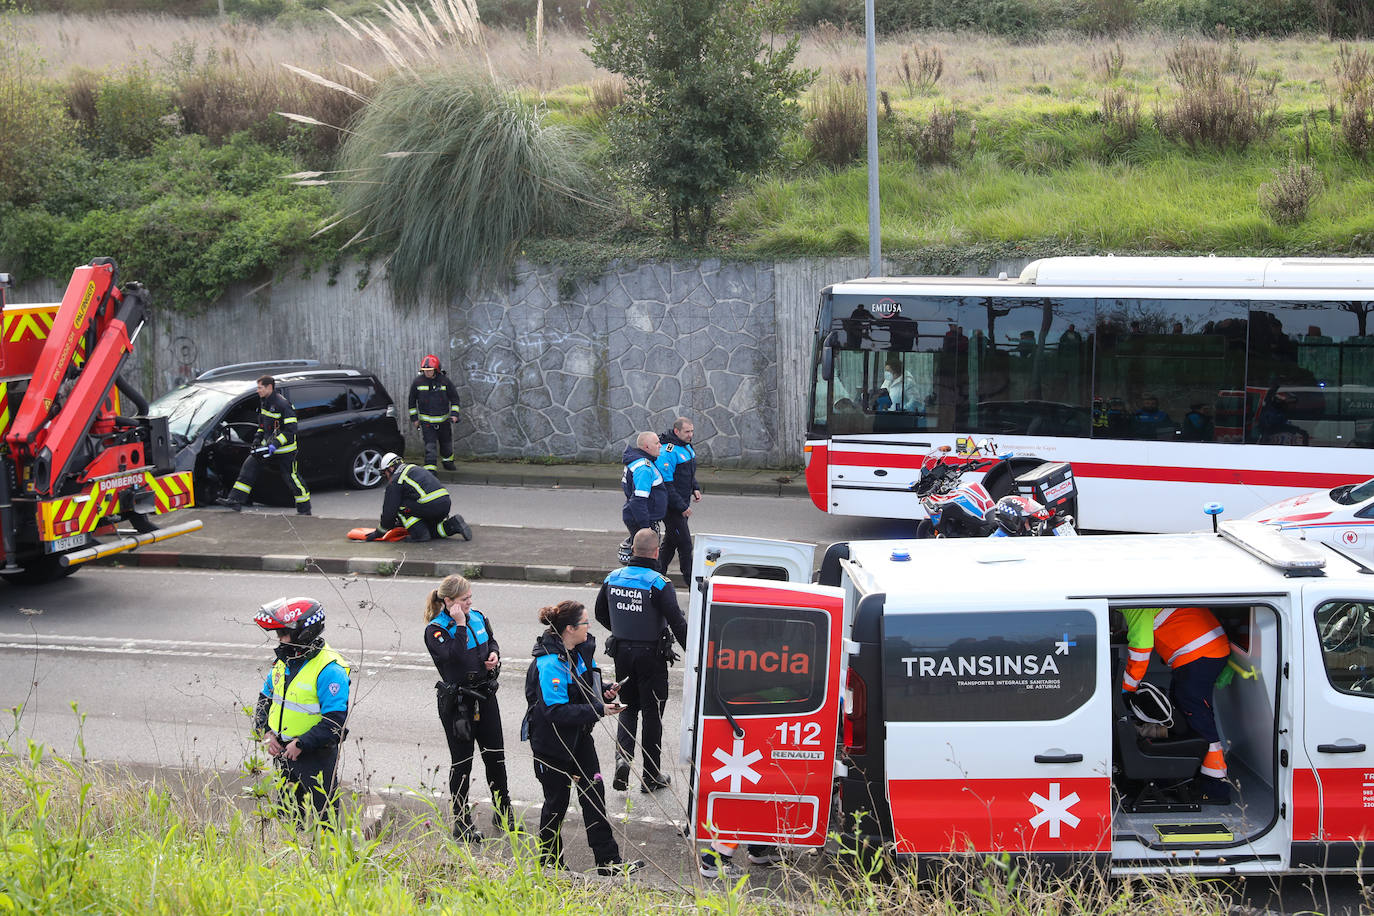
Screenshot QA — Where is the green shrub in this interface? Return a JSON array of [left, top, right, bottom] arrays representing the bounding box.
[[335, 71, 600, 304], [806, 77, 867, 168], [1258, 158, 1323, 224], [1156, 41, 1278, 151], [67, 66, 178, 158], [0, 134, 344, 310], [1335, 43, 1374, 158]]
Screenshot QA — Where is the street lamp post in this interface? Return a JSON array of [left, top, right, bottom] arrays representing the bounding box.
[[864, 0, 881, 277]]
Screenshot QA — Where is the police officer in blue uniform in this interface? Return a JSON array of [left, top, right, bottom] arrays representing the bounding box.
[[621, 431, 667, 537], [654, 416, 701, 581], [594, 528, 688, 793], [523, 599, 644, 875], [424, 575, 511, 842], [252, 597, 349, 825]]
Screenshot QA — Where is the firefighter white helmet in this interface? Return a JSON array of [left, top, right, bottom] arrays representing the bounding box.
[[380, 452, 403, 477]]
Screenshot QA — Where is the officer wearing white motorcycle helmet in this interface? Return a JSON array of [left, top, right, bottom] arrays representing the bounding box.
[[363, 452, 472, 542]]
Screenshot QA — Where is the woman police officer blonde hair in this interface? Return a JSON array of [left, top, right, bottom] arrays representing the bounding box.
[[422, 575, 511, 841]]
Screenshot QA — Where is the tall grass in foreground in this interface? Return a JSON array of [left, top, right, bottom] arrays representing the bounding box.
[[0, 740, 1241, 916], [331, 72, 601, 306]]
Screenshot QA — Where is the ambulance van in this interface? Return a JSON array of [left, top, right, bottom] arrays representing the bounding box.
[[680, 521, 1374, 875]]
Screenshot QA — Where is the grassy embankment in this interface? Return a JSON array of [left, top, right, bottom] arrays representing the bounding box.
[[0, 736, 1246, 915]]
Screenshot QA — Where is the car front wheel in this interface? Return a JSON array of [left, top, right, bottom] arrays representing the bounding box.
[[349, 446, 386, 489]]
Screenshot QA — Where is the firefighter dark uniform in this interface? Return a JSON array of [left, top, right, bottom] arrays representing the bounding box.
[[223, 388, 312, 514], [524, 630, 628, 870], [408, 358, 461, 471], [654, 428, 699, 580], [1121, 606, 1231, 802], [594, 557, 688, 790], [426, 607, 511, 840], [377, 460, 468, 541]]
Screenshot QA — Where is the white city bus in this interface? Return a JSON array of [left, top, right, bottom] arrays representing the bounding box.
[[805, 256, 1374, 533]]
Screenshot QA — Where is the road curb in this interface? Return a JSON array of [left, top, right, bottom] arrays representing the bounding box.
[[100, 550, 622, 584]]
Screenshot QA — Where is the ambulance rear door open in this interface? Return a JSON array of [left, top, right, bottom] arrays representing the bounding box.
[[881, 593, 1112, 863], [686, 573, 845, 848]]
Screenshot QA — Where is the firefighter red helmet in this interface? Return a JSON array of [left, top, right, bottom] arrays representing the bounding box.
[[419, 354, 441, 371]]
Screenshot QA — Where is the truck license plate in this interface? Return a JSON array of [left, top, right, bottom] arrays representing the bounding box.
[[45, 534, 89, 554]]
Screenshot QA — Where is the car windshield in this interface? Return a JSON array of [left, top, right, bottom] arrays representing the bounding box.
[[149, 385, 238, 440], [1335, 478, 1374, 505]]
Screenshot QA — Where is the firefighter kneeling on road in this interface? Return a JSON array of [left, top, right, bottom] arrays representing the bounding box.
[[363, 453, 472, 542], [1121, 605, 1232, 805], [252, 597, 350, 827]]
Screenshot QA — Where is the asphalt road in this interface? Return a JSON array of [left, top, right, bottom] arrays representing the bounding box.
[[0, 566, 708, 874]]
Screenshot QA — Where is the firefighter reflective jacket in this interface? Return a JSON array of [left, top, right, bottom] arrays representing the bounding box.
[[408, 372, 460, 424], [379, 462, 448, 527], [256, 390, 299, 454]]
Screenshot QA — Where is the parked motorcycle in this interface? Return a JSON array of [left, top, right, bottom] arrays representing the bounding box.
[[911, 438, 1078, 538]]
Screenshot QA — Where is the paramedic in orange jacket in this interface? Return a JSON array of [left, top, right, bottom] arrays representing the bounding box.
[[1121, 606, 1231, 804]]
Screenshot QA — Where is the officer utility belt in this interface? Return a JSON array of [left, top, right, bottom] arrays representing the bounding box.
[[616, 638, 659, 648]]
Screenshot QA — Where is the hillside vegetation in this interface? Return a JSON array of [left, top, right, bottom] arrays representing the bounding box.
[[3, 6, 1374, 309]]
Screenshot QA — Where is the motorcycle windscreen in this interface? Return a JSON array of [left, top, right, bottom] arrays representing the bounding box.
[[689, 577, 845, 848]]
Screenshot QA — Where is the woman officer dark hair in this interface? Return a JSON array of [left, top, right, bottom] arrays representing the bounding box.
[[523, 600, 644, 874]]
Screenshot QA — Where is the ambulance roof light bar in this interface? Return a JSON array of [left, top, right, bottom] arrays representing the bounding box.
[[1218, 520, 1327, 576]]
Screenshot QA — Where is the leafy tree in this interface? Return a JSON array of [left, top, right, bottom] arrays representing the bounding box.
[[586, 0, 813, 244]]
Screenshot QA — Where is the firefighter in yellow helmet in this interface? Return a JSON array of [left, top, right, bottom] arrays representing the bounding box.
[[253, 597, 351, 825]]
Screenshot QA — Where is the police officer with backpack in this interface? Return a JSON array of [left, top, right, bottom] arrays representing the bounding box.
[[594, 528, 688, 793]]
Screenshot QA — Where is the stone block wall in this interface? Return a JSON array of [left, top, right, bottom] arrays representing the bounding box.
[[6, 255, 1031, 468]]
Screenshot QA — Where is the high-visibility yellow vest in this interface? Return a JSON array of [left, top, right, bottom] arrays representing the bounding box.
[[268, 646, 349, 740]]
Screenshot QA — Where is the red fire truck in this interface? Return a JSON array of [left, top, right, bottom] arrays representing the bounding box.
[[1, 259, 199, 583]]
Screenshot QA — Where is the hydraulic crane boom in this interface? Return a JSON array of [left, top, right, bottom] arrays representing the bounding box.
[[0, 258, 199, 582]]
